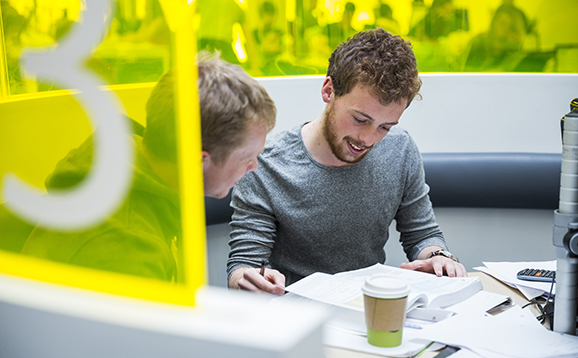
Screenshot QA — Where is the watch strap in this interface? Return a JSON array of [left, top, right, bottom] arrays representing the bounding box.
[[429, 249, 459, 263]]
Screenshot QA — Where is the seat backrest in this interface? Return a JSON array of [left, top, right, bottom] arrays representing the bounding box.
[[423, 152, 561, 209], [205, 192, 234, 226]]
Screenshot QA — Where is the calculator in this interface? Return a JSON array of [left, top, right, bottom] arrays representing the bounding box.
[[516, 268, 556, 282]]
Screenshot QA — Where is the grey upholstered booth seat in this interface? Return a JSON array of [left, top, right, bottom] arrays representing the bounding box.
[[204, 152, 563, 226], [205, 193, 235, 226], [422, 153, 561, 210]]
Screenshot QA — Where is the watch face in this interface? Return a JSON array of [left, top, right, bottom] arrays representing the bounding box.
[[431, 250, 459, 262]]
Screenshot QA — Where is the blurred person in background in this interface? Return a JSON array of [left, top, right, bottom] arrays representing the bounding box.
[[366, 2, 400, 35], [465, 3, 528, 72], [327, 2, 357, 50], [253, 1, 284, 76], [408, 0, 460, 42]]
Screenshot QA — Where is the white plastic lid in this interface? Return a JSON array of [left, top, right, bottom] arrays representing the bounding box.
[[361, 274, 410, 299]]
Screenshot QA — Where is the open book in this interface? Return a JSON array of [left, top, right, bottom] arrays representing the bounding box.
[[284, 263, 483, 332]]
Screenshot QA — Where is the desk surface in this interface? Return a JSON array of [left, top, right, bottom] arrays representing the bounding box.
[[324, 272, 542, 358]]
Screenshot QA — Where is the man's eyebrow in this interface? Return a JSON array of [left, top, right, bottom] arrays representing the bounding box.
[[352, 109, 398, 125], [352, 109, 374, 121]]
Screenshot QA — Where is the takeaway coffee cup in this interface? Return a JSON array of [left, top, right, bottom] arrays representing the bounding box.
[[361, 274, 410, 347]]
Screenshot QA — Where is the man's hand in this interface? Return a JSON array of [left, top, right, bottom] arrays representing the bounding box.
[[228, 267, 286, 295], [400, 256, 467, 277]]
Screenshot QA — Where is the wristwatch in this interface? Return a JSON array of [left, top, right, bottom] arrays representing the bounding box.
[[429, 249, 459, 263]]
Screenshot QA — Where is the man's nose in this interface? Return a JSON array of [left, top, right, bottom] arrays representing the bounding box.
[[358, 126, 377, 147]]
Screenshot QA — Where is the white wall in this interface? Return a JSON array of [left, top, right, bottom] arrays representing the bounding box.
[[261, 73, 578, 153], [402, 74, 576, 154]]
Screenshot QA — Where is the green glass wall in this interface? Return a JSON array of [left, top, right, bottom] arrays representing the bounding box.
[[1, 0, 577, 97], [0, 0, 204, 305], [0, 0, 173, 96]]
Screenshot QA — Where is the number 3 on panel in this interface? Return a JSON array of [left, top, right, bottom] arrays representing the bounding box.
[[1, 0, 133, 230]]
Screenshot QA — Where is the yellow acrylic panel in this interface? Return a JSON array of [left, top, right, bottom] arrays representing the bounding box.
[[0, 0, 205, 306], [2, 0, 577, 97], [188, 0, 578, 77]]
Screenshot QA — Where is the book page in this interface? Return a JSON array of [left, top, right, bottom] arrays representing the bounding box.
[[335, 264, 482, 309], [286, 272, 364, 307], [287, 264, 482, 312]]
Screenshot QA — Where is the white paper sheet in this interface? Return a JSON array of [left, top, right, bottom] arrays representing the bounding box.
[[474, 261, 556, 300], [445, 290, 511, 316], [417, 306, 578, 358], [287, 264, 482, 313], [323, 325, 432, 358]]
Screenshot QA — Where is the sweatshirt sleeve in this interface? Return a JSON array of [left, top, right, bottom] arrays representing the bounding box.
[[227, 169, 278, 281], [394, 136, 447, 261]]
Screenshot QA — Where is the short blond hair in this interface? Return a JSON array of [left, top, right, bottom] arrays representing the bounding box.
[[144, 51, 276, 164], [197, 51, 276, 164]]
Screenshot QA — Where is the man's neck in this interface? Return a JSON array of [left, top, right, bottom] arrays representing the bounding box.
[[301, 116, 348, 167], [140, 141, 180, 193]]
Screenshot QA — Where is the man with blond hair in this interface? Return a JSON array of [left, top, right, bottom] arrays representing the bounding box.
[[144, 51, 276, 198], [21, 52, 276, 282]]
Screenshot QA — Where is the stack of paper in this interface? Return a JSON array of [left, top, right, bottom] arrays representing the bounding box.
[[286, 263, 483, 314], [280, 264, 484, 357], [280, 263, 573, 357], [418, 305, 578, 358], [323, 325, 436, 358], [474, 261, 556, 300]]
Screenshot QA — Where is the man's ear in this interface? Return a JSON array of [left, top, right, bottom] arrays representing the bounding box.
[[321, 76, 334, 104], [201, 151, 211, 170]]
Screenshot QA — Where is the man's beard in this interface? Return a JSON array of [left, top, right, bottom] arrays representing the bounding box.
[[322, 102, 371, 165]]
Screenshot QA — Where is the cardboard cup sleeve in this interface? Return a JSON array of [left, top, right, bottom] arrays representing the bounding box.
[[363, 295, 408, 332]]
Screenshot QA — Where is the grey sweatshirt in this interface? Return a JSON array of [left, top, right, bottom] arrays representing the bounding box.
[[227, 123, 447, 285]]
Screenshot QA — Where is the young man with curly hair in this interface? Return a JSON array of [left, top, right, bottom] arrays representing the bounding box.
[[227, 29, 466, 294]]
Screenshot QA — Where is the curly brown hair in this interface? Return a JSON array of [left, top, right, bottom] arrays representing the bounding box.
[[327, 28, 421, 106]]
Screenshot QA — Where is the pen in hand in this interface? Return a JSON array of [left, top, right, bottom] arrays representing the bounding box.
[[260, 259, 267, 276], [259, 259, 288, 294]]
